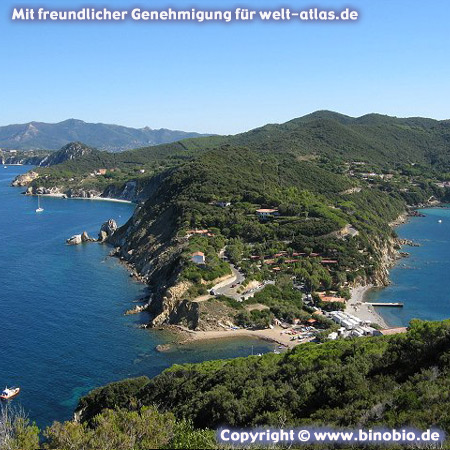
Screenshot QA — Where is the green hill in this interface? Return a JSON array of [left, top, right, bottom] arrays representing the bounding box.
[[27, 111, 450, 195], [72, 320, 450, 445]]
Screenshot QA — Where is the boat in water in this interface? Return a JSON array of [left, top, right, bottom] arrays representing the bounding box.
[[36, 195, 44, 213], [0, 387, 20, 400]]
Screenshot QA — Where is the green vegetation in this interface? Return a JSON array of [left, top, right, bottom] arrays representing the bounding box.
[[146, 146, 406, 304], [242, 283, 306, 323], [6, 320, 446, 449], [23, 112, 450, 334], [8, 111, 450, 449], [2, 405, 218, 450], [96, 321, 450, 438]]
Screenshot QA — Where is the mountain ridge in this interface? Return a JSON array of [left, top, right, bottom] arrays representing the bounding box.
[[0, 118, 212, 152]]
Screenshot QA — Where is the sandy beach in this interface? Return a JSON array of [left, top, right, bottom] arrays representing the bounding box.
[[346, 285, 389, 328], [29, 192, 133, 204], [170, 325, 305, 350]]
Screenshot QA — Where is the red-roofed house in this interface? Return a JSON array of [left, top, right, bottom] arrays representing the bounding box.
[[318, 293, 346, 303], [374, 327, 408, 336]]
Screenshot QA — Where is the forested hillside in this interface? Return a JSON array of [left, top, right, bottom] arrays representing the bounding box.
[[8, 320, 450, 449], [178, 111, 450, 169], [21, 111, 450, 331], [85, 320, 450, 434], [6, 112, 450, 449]]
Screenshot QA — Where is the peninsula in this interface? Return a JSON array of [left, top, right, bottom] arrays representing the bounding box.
[[12, 111, 450, 345]]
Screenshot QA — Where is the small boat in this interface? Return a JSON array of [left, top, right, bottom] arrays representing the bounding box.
[[438, 219, 443, 223], [0, 387, 20, 400], [36, 195, 44, 213]]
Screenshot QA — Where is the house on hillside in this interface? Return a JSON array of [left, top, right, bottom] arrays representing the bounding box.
[[216, 201, 231, 208], [191, 251, 206, 265], [95, 168, 107, 176], [318, 293, 346, 303], [373, 327, 408, 336], [256, 208, 279, 219], [186, 229, 214, 238]]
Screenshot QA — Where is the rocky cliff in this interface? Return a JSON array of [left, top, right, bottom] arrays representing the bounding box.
[[1, 150, 49, 166], [12, 171, 39, 187], [109, 201, 187, 327]]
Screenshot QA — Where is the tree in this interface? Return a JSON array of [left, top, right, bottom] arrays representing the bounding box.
[[44, 406, 175, 450], [0, 404, 40, 450]]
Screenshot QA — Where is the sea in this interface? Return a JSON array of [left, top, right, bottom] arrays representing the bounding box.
[[0, 166, 275, 428], [367, 207, 450, 327]]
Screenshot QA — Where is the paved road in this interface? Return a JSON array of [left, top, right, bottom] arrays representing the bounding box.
[[214, 265, 245, 298], [194, 263, 273, 302]]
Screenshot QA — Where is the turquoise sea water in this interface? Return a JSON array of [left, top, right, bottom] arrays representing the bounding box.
[[367, 207, 450, 327], [0, 166, 274, 427]]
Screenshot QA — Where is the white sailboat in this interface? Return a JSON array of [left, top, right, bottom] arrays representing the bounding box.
[[36, 195, 44, 213]]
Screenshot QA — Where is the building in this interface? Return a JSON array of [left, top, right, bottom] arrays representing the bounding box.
[[373, 327, 408, 336], [186, 229, 214, 237], [191, 251, 206, 264], [329, 311, 362, 329], [96, 168, 107, 176], [319, 293, 346, 304], [256, 208, 279, 219], [216, 201, 231, 207], [321, 259, 339, 265]]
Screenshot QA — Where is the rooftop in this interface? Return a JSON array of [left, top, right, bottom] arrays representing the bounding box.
[[377, 327, 408, 336], [256, 208, 278, 213]]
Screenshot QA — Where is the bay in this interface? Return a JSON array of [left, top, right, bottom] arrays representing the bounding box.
[[0, 166, 274, 427], [367, 207, 450, 327]]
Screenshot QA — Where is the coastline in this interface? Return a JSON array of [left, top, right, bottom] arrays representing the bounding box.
[[346, 285, 389, 328], [344, 210, 412, 329], [26, 192, 134, 204], [347, 207, 432, 329], [160, 325, 303, 350]]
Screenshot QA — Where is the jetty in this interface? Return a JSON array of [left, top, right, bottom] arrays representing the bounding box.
[[366, 302, 404, 307]]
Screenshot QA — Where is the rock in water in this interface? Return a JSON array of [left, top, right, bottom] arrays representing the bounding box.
[[81, 231, 93, 242], [98, 230, 108, 242], [98, 219, 118, 242], [67, 234, 82, 245]]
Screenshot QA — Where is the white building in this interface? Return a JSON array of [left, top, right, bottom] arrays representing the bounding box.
[[191, 251, 206, 264], [256, 208, 279, 219]]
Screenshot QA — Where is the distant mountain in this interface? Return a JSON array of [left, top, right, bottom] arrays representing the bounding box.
[[0, 119, 211, 152]]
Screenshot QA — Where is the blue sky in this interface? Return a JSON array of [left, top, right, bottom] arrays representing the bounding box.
[[1, 0, 450, 133]]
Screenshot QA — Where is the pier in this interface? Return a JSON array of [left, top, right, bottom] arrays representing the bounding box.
[[366, 302, 404, 307]]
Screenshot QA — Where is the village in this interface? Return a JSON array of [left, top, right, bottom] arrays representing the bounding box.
[[185, 211, 408, 348]]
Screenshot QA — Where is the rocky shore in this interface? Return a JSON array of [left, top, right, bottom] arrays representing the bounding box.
[[347, 208, 426, 328], [66, 219, 118, 245]]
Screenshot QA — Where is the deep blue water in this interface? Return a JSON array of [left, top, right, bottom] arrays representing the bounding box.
[[367, 207, 450, 327], [0, 166, 274, 428]]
